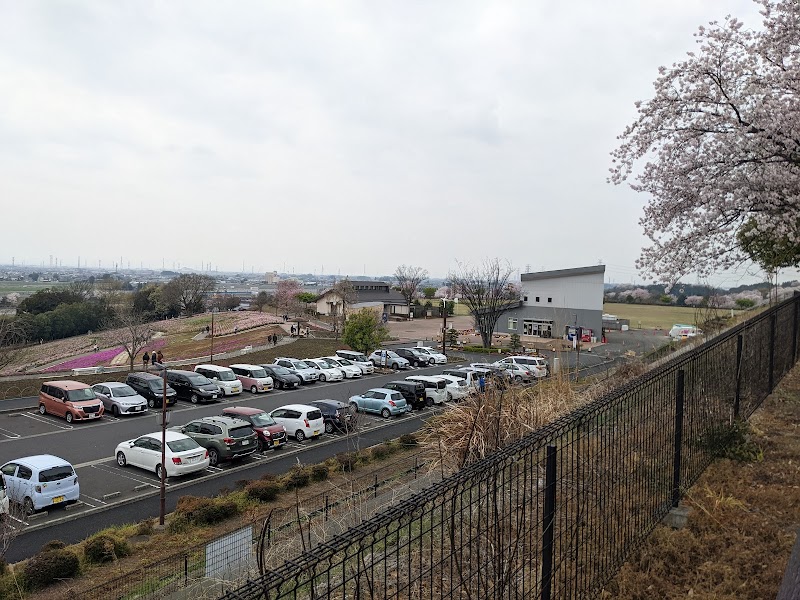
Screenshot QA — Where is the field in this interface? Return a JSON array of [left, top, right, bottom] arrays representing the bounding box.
[[0, 280, 69, 295], [603, 302, 740, 331]]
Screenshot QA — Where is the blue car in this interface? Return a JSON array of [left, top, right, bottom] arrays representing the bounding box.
[[348, 388, 411, 418]]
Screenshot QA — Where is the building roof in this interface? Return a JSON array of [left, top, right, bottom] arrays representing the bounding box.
[[355, 289, 406, 305], [521, 265, 605, 282]]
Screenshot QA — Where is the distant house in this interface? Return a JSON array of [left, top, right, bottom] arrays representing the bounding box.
[[315, 280, 408, 319]]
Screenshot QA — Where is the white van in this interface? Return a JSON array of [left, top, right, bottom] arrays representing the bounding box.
[[405, 375, 448, 405], [194, 364, 242, 397], [668, 324, 701, 339]]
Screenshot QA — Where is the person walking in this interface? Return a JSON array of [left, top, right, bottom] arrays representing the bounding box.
[[478, 374, 486, 394], [143, 351, 150, 369], [156, 350, 164, 364]]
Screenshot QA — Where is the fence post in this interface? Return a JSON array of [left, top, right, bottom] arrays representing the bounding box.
[[734, 335, 743, 419], [541, 445, 557, 600], [184, 554, 188, 587], [672, 370, 685, 508], [793, 293, 799, 365], [414, 456, 418, 479], [769, 313, 777, 393], [374, 474, 378, 498], [324, 495, 329, 521]]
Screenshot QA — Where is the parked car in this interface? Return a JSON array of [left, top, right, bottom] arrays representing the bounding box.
[[91, 382, 148, 416], [0, 476, 8, 516], [194, 364, 243, 396], [166, 370, 221, 404], [307, 400, 353, 433], [259, 364, 301, 390], [435, 374, 470, 401], [221, 406, 288, 452], [413, 346, 448, 365], [441, 368, 481, 390], [405, 375, 448, 405], [492, 356, 549, 378], [302, 358, 344, 382], [395, 348, 429, 367], [269, 404, 325, 441], [497, 362, 536, 383], [126, 372, 178, 408], [38, 381, 105, 423], [319, 356, 363, 379], [367, 350, 410, 370], [171, 416, 257, 466], [115, 431, 210, 479], [273, 358, 319, 384], [229, 364, 274, 394], [383, 380, 427, 410], [349, 388, 411, 418], [0, 455, 79, 514], [334, 350, 375, 374]]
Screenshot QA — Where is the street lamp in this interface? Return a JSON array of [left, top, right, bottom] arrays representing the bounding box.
[[210, 307, 219, 363], [151, 361, 170, 527], [441, 299, 447, 357]]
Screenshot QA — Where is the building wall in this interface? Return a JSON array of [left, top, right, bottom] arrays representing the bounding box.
[[495, 306, 603, 341], [521, 272, 604, 311]]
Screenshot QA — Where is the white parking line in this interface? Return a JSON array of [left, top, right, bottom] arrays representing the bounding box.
[[205, 466, 223, 473], [81, 494, 107, 505], [20, 412, 73, 430], [0, 426, 20, 439], [91, 463, 165, 488], [74, 457, 116, 469], [80, 499, 98, 508]]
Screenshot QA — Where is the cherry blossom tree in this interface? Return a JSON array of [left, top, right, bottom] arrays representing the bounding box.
[[611, 0, 800, 284]]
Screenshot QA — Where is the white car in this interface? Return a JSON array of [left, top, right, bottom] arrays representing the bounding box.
[[115, 431, 210, 479], [320, 356, 363, 379], [413, 347, 448, 365], [492, 356, 548, 378], [335, 350, 375, 374], [303, 358, 344, 382], [269, 404, 325, 441], [368, 350, 410, 370], [405, 375, 448, 405], [436, 374, 471, 401], [92, 382, 148, 416], [274, 358, 319, 384], [0, 455, 79, 514]]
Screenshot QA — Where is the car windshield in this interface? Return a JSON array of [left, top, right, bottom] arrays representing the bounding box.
[[337, 359, 353, 366], [217, 371, 237, 381], [318, 359, 335, 368], [250, 413, 277, 427], [249, 368, 268, 378], [269, 366, 291, 376], [149, 381, 167, 391], [112, 385, 137, 397], [39, 465, 74, 482], [347, 354, 368, 362], [167, 438, 200, 453], [66, 388, 95, 402], [187, 374, 212, 385], [293, 361, 310, 369]]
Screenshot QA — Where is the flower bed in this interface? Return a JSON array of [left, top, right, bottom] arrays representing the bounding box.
[[44, 347, 125, 372]]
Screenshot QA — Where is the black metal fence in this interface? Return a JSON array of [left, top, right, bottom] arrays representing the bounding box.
[[221, 294, 800, 599]]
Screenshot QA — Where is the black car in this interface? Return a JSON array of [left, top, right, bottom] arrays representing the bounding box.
[[307, 400, 353, 434], [394, 348, 428, 367], [259, 364, 301, 390], [165, 370, 221, 404], [125, 372, 178, 409], [383, 380, 427, 410]]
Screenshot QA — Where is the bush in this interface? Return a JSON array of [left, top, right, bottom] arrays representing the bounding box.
[[175, 496, 239, 526], [167, 514, 190, 534], [282, 467, 310, 491], [259, 472, 278, 482], [84, 534, 131, 564], [461, 345, 506, 354], [335, 452, 357, 472], [370, 444, 391, 461], [40, 540, 66, 553], [245, 480, 281, 503], [399, 433, 418, 447], [135, 519, 155, 536], [310, 464, 329, 482], [23, 548, 80, 590]]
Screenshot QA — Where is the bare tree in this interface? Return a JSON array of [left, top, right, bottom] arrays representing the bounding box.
[[394, 265, 428, 315], [449, 259, 517, 348], [0, 315, 26, 373], [330, 278, 357, 337], [161, 274, 216, 315], [107, 306, 153, 371]]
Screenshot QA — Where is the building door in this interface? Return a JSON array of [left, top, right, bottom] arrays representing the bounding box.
[[523, 321, 534, 336]]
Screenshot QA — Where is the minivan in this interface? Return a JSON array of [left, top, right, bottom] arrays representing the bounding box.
[[166, 370, 221, 404], [0, 455, 79, 514], [405, 375, 448, 405], [39, 381, 105, 423], [194, 364, 242, 396], [126, 372, 178, 408], [229, 364, 274, 394], [383, 380, 427, 410]]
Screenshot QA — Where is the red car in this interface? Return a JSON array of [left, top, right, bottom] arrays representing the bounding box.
[[221, 406, 287, 452]]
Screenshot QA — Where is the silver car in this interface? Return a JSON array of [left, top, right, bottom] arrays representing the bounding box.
[[274, 358, 319, 384], [91, 382, 148, 416]]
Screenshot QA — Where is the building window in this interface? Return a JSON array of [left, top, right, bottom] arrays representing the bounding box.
[[548, 297, 552, 303], [508, 318, 518, 331], [523, 295, 528, 302], [535, 296, 540, 302]]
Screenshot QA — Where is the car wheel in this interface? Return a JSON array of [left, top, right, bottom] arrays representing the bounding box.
[[23, 497, 34, 516], [425, 397, 433, 407], [320, 373, 327, 382], [38, 404, 46, 416], [429, 358, 435, 365], [325, 421, 334, 434], [349, 401, 359, 413], [391, 363, 399, 371], [208, 448, 219, 467], [155, 464, 165, 480], [65, 412, 74, 424], [514, 375, 522, 383], [276, 381, 283, 390], [371, 359, 378, 366], [295, 430, 306, 442], [381, 407, 391, 419], [148, 398, 156, 409], [251, 385, 258, 394], [218, 389, 226, 398], [112, 405, 120, 417], [190, 393, 199, 404], [116, 451, 127, 467]]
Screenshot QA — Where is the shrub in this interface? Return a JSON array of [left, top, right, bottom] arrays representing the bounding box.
[[167, 514, 190, 534], [23, 548, 80, 590], [399, 433, 418, 447], [335, 452, 357, 472], [259, 472, 277, 482], [283, 467, 310, 491], [135, 519, 155, 536], [84, 534, 131, 564], [245, 480, 281, 503], [175, 496, 239, 526], [370, 444, 391, 461], [40, 540, 66, 553], [311, 464, 329, 482]]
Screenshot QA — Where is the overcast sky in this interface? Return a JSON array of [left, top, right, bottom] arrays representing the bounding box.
[[2, 0, 782, 286]]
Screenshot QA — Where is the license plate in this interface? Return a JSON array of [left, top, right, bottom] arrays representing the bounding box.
[[273, 440, 280, 446], [90, 413, 99, 418], [52, 496, 64, 504], [187, 456, 199, 463], [211, 395, 217, 399], [241, 439, 249, 445], [313, 430, 319, 435]]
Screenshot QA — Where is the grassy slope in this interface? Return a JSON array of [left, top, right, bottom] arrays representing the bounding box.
[[603, 302, 740, 331]]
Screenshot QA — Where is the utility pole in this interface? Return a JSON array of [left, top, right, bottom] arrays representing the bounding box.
[[441, 299, 447, 357]]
